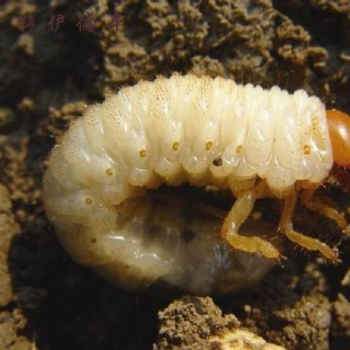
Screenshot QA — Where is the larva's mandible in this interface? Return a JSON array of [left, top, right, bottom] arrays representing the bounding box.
[[43, 74, 349, 293]]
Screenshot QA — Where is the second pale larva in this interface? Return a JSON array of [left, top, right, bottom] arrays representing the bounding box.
[[43, 74, 350, 293]]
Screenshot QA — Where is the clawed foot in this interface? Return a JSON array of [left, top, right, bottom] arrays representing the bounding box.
[[223, 230, 285, 261], [280, 226, 340, 264]]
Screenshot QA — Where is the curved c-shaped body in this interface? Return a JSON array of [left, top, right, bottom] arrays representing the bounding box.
[[43, 74, 342, 293]]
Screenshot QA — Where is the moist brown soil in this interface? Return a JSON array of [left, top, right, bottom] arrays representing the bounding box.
[[0, 1, 350, 349]]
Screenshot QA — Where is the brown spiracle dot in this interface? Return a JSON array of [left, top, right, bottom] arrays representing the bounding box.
[[206, 141, 213, 150], [236, 145, 243, 154], [173, 142, 180, 151], [140, 149, 147, 158], [106, 168, 114, 176], [303, 145, 311, 155], [85, 197, 93, 205]]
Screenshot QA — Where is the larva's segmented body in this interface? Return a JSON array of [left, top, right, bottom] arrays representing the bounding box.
[[44, 74, 348, 293]]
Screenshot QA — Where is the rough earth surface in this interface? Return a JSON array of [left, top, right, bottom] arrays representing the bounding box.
[[0, 0, 350, 349]]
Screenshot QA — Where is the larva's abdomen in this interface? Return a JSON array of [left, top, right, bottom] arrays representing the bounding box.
[[43, 74, 334, 292]]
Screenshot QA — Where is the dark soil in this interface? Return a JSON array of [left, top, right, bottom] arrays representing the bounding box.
[[0, 1, 350, 349]]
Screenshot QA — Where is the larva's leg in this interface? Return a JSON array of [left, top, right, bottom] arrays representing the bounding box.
[[279, 191, 340, 263], [221, 190, 281, 259], [301, 188, 348, 233]]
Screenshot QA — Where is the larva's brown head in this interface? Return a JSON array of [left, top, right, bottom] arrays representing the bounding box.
[[326, 109, 350, 191], [327, 109, 350, 167]]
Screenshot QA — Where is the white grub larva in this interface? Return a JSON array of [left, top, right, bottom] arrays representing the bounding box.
[[43, 74, 350, 292]]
